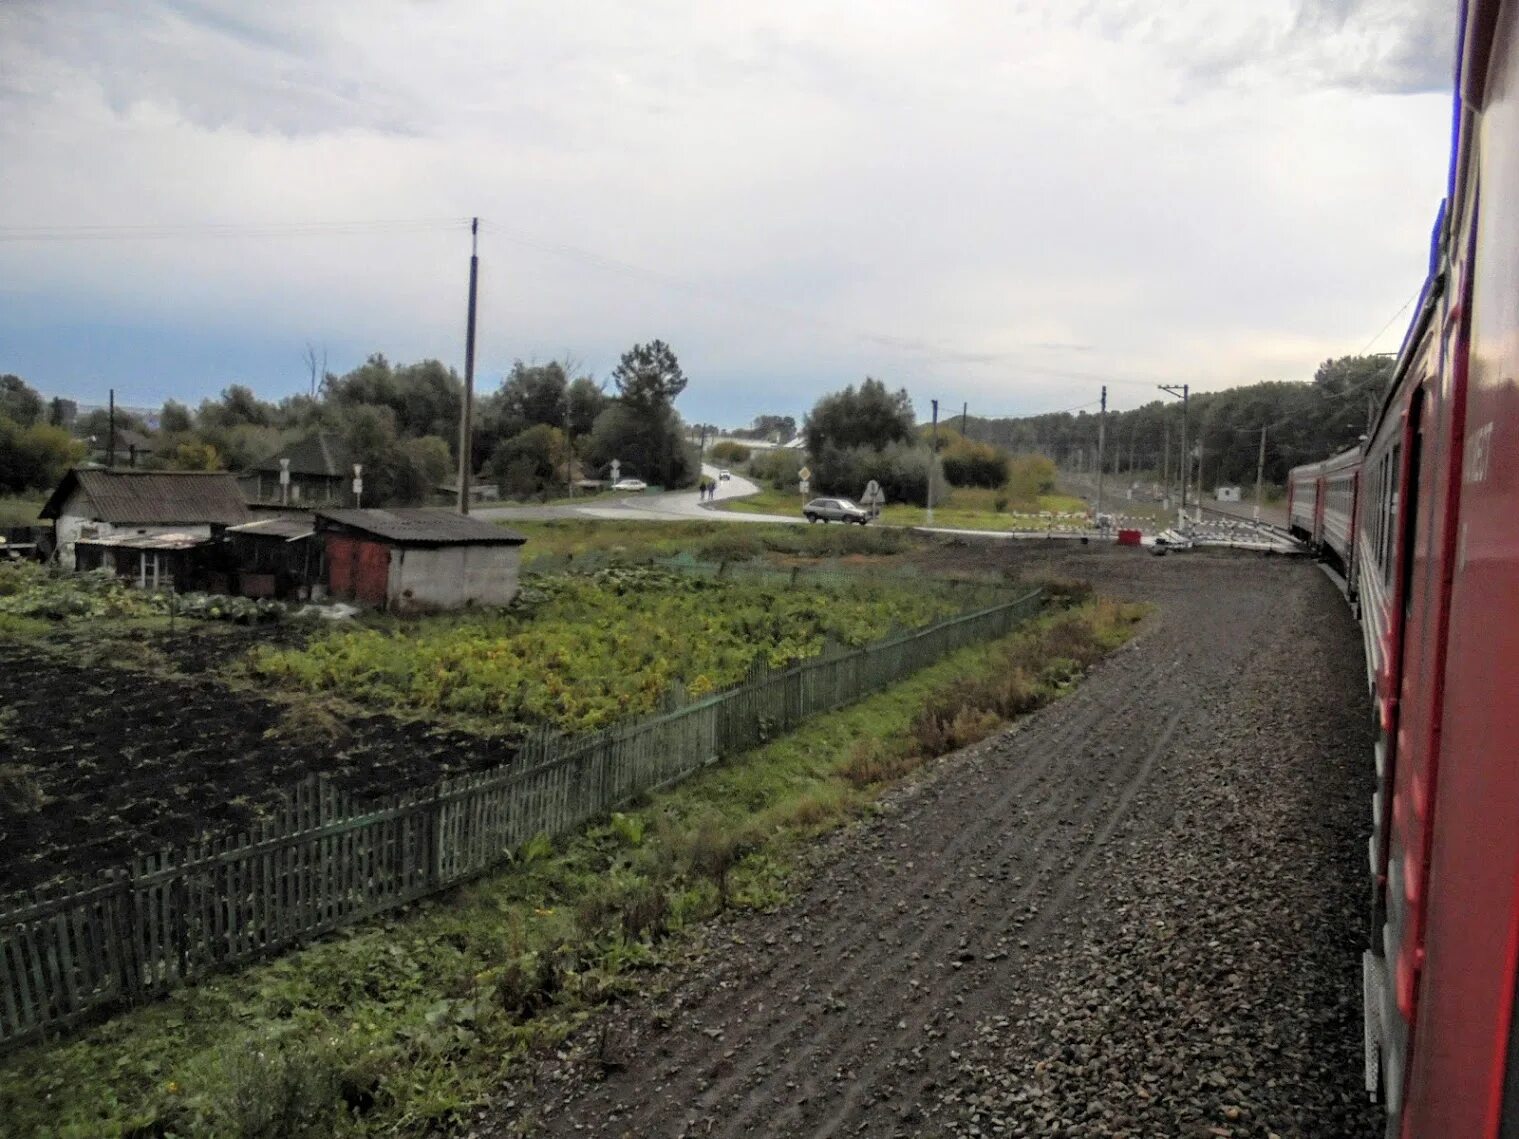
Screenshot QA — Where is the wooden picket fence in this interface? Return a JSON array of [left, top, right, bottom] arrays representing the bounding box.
[[0, 586, 1043, 1051]]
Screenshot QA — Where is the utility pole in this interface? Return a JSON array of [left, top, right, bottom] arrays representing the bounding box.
[[1254, 424, 1267, 523], [961, 401, 968, 438], [1162, 421, 1170, 503], [928, 399, 939, 527], [1194, 437, 1204, 520], [107, 388, 116, 468], [1158, 383, 1188, 520], [1096, 385, 1107, 518], [457, 217, 479, 515], [564, 397, 574, 499]]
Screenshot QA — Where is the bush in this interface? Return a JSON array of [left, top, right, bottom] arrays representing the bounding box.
[[941, 438, 1009, 488], [837, 738, 920, 788], [749, 448, 803, 490], [709, 440, 751, 464], [576, 873, 671, 942], [0, 417, 83, 493], [683, 815, 757, 906], [813, 441, 938, 506], [184, 1037, 341, 1139], [1006, 454, 1057, 506]]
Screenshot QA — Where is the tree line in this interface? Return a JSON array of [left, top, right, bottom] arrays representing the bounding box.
[[962, 356, 1394, 489], [0, 340, 700, 505]]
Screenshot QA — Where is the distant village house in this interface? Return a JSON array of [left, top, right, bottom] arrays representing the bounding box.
[[246, 432, 351, 506]]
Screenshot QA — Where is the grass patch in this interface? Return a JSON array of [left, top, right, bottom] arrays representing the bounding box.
[[718, 487, 1091, 531], [0, 594, 1144, 1139], [508, 518, 924, 564], [0, 495, 45, 529]]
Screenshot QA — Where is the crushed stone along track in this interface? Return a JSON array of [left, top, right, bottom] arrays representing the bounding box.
[[488, 551, 1380, 1138]]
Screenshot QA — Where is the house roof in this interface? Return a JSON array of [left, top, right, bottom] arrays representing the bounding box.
[[95, 428, 157, 454], [40, 469, 251, 526], [315, 508, 526, 547], [250, 432, 350, 477]]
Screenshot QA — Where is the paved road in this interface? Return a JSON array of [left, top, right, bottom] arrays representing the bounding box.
[[475, 465, 801, 526]]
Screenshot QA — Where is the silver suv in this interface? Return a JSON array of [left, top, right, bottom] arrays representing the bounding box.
[[803, 497, 870, 524]]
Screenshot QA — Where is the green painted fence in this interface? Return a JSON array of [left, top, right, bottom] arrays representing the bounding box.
[[0, 586, 1043, 1051]]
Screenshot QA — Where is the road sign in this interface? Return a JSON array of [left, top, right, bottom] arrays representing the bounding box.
[[798, 466, 812, 482], [861, 479, 885, 517]]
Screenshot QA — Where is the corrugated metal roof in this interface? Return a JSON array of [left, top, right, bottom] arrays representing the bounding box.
[[250, 432, 350, 477], [75, 531, 210, 551], [40, 469, 251, 526], [315, 508, 526, 546], [226, 516, 317, 541]]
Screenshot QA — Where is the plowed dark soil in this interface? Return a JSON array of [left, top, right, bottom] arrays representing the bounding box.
[[0, 641, 513, 896], [487, 547, 1380, 1137]]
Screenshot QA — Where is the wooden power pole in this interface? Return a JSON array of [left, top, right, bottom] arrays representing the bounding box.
[[1254, 424, 1267, 523], [1096, 385, 1107, 517], [458, 218, 479, 514]]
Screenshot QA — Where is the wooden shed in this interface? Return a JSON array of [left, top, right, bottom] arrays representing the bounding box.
[[314, 509, 527, 612], [40, 468, 250, 571], [224, 514, 322, 599]]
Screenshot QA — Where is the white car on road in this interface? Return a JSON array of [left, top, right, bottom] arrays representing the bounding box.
[[803, 497, 871, 524], [612, 478, 648, 492]]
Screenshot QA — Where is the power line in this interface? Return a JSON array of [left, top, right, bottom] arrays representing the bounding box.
[[473, 219, 1176, 388], [1356, 285, 1421, 356], [0, 218, 471, 242]]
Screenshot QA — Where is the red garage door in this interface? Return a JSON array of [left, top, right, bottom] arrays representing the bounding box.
[[327, 534, 390, 607]]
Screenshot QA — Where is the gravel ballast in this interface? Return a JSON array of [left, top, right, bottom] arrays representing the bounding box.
[[487, 549, 1381, 1138]]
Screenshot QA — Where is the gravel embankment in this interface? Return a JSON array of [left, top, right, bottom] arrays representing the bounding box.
[[486, 549, 1380, 1138]]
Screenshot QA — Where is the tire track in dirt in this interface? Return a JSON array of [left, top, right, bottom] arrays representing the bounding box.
[[797, 705, 1188, 1138], [620, 657, 1174, 1131], [488, 553, 1369, 1139]]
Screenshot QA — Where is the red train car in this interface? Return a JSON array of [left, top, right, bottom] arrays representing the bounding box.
[[1349, 3, 1519, 1135], [1287, 447, 1362, 581]]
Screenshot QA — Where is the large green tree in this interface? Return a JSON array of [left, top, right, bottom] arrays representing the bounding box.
[[803, 378, 915, 455], [0, 420, 82, 492], [326, 355, 462, 444], [0, 375, 43, 427], [339, 405, 451, 506], [611, 340, 687, 412]]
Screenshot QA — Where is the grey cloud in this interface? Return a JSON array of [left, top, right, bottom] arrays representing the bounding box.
[[1083, 0, 1452, 96], [1, 0, 425, 136], [0, 0, 1457, 416]]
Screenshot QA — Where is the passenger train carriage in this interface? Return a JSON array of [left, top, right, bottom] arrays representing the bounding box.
[[1285, 3, 1519, 1134], [1287, 446, 1360, 581]]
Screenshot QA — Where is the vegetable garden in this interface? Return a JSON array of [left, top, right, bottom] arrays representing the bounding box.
[[247, 564, 981, 732], [0, 559, 1004, 895]]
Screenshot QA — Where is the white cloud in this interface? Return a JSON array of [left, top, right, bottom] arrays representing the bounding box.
[[0, 0, 1455, 421]]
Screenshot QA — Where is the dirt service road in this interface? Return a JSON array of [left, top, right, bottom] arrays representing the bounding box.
[[491, 549, 1379, 1138]]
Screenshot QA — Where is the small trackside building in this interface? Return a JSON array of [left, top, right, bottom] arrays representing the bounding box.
[[314, 508, 527, 612]]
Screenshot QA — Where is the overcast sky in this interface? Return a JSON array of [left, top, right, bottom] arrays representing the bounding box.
[[0, 0, 1455, 425]]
